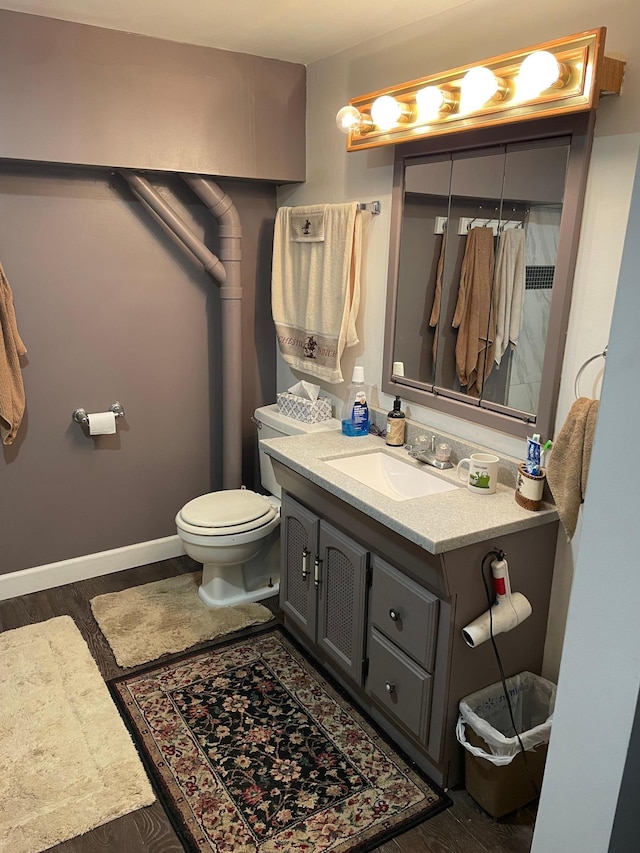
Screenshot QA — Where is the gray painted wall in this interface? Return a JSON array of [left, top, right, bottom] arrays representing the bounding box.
[[0, 165, 276, 574], [0, 11, 303, 575], [0, 9, 305, 182]]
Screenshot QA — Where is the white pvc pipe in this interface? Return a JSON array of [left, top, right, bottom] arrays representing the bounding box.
[[182, 175, 243, 491], [120, 170, 243, 490], [119, 171, 227, 283]]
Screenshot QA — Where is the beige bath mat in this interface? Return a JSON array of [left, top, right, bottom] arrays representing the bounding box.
[[0, 616, 155, 853], [90, 571, 274, 668]]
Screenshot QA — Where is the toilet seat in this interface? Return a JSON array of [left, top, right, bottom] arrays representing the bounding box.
[[176, 489, 278, 537]]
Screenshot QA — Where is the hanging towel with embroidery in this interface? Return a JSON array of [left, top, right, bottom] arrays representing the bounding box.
[[271, 203, 363, 384], [0, 261, 27, 444]]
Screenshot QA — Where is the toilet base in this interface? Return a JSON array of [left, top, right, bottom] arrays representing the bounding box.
[[198, 530, 280, 608]]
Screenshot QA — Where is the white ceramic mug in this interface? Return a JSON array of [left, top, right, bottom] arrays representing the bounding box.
[[457, 453, 499, 494]]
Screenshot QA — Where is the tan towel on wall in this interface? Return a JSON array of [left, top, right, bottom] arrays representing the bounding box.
[[452, 227, 495, 397], [271, 202, 363, 384], [546, 398, 600, 539], [0, 261, 27, 445]]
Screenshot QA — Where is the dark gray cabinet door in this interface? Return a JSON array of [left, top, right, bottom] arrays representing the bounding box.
[[316, 520, 369, 686], [280, 495, 319, 643]]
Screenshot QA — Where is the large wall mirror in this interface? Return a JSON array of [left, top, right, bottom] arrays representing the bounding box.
[[382, 113, 595, 440]]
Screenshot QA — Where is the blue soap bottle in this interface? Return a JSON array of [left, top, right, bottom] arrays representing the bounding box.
[[342, 366, 370, 436]]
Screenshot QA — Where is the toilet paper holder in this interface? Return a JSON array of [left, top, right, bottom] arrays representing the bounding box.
[[73, 402, 125, 426]]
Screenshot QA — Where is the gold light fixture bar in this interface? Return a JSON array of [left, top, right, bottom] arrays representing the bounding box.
[[340, 28, 624, 152]]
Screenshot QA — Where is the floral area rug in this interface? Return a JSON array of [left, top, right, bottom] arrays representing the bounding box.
[[111, 627, 450, 852]]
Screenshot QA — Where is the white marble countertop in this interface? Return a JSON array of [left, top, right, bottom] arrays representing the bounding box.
[[260, 429, 558, 555]]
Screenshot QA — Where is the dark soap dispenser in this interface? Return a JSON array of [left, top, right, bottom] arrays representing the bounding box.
[[385, 396, 406, 447]]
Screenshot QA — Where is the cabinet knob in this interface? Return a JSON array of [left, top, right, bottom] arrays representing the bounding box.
[[389, 608, 400, 622], [385, 681, 396, 695]]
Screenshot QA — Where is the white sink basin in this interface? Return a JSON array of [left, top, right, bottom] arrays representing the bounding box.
[[324, 451, 458, 501]]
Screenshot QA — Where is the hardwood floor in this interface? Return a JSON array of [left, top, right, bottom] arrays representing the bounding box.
[[0, 556, 536, 852]]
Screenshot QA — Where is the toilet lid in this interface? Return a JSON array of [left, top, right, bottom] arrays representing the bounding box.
[[178, 489, 277, 533]]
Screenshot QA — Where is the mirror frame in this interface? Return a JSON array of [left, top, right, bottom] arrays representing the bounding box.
[[382, 112, 596, 440]]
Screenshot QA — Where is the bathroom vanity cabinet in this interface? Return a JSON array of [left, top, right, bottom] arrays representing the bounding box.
[[280, 497, 369, 687], [274, 459, 558, 789]]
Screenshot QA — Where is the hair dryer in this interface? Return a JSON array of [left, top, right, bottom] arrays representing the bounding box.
[[462, 557, 532, 648]]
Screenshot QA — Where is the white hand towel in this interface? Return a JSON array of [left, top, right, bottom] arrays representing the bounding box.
[[271, 202, 363, 384], [493, 228, 525, 366]]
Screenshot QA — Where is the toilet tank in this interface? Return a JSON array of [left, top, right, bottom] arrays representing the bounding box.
[[254, 403, 340, 497]]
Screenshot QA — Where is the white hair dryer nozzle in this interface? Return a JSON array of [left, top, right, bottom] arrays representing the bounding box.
[[462, 592, 532, 648], [462, 557, 532, 648]]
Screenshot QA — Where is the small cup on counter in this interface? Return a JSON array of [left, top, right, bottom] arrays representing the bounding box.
[[515, 463, 546, 511]]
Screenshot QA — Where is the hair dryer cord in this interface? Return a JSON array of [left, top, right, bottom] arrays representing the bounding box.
[[481, 550, 539, 798]]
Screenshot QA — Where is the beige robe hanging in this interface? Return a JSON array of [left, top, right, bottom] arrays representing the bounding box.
[[452, 226, 495, 397]]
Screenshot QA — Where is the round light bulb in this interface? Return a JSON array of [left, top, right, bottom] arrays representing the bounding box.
[[371, 95, 403, 131], [416, 86, 446, 121], [517, 50, 562, 100], [335, 105, 363, 134], [460, 66, 499, 113]]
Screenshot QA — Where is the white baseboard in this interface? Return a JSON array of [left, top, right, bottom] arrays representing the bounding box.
[[0, 536, 186, 601]]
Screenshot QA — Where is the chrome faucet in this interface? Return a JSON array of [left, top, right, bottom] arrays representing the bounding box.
[[406, 435, 453, 470]]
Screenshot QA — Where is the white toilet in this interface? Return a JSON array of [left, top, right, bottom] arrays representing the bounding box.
[[176, 403, 340, 608]]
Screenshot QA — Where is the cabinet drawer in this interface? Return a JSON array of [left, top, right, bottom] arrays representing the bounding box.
[[366, 628, 432, 743], [370, 556, 439, 671]]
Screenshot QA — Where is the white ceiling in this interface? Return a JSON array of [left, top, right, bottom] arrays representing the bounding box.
[[0, 0, 471, 64]]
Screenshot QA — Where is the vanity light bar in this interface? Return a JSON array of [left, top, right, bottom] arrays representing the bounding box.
[[338, 27, 624, 151]]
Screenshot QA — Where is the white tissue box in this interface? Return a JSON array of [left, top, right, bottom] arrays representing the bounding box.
[[277, 392, 333, 424]]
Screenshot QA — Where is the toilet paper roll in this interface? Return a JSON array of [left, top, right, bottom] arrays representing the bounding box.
[[87, 411, 117, 435]]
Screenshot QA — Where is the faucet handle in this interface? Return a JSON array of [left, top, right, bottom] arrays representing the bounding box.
[[414, 434, 435, 452], [435, 441, 452, 462]]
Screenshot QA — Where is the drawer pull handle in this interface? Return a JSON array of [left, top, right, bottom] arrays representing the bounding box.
[[314, 556, 322, 589], [302, 547, 310, 580], [385, 681, 396, 695], [389, 608, 400, 622]]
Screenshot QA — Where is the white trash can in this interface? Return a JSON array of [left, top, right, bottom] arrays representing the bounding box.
[[456, 671, 556, 817]]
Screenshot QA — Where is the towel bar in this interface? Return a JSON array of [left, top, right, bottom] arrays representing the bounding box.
[[73, 402, 125, 425], [356, 201, 381, 215], [574, 347, 607, 399]]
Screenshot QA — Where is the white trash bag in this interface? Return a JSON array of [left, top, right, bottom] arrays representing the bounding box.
[[456, 671, 556, 767]]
